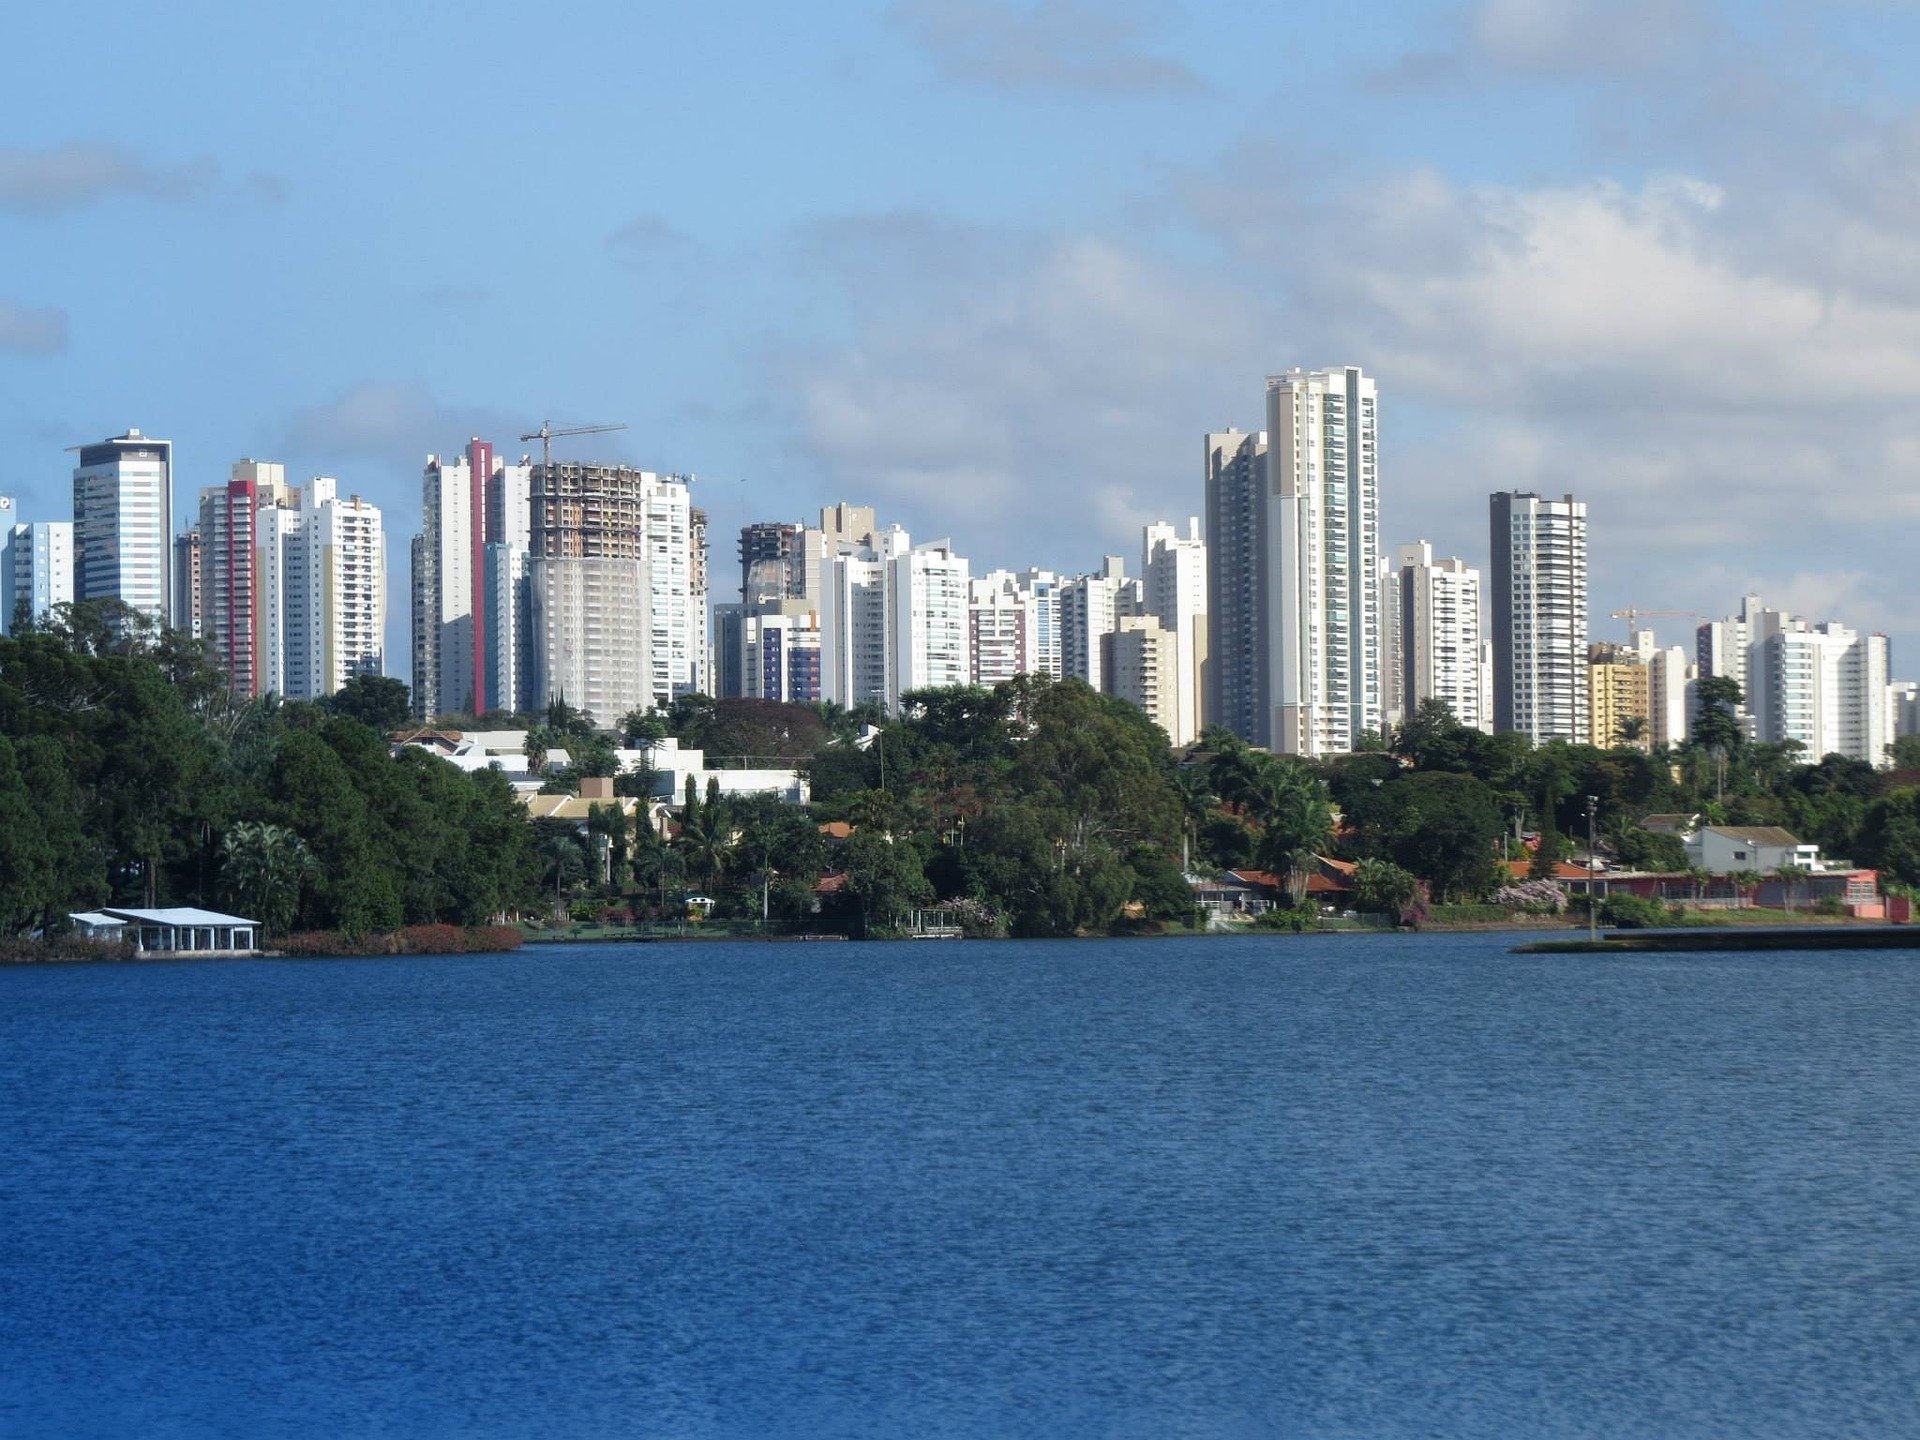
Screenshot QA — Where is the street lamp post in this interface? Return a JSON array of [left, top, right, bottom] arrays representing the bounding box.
[[1587, 795, 1600, 942]]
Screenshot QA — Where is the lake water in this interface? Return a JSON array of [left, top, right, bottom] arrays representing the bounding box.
[[2, 933, 1917, 1438]]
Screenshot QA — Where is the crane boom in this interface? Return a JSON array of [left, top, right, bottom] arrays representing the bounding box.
[[518, 420, 629, 470], [1608, 607, 1701, 642]]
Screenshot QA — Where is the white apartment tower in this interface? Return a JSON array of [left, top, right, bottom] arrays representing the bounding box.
[[1266, 366, 1382, 756], [1061, 558, 1139, 693], [1490, 491, 1589, 743], [891, 539, 970, 696], [72, 430, 172, 625], [820, 524, 911, 708], [1141, 519, 1207, 746], [1, 518, 74, 635], [967, 568, 1064, 688], [1392, 542, 1486, 732], [1715, 598, 1895, 765]]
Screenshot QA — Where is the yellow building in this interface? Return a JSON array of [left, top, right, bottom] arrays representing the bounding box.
[[1588, 644, 1653, 750]]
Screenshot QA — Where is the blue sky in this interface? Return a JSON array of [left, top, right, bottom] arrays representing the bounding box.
[[7, 0, 1920, 679]]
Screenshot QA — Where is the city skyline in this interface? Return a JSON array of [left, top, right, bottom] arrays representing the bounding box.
[[5, 2, 1920, 679]]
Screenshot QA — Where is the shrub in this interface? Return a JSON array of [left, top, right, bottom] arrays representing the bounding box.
[[0, 936, 137, 964], [1598, 894, 1670, 930], [398, 924, 467, 954]]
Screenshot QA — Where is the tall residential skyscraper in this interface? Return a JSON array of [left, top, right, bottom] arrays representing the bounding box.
[[410, 441, 532, 719], [1392, 542, 1486, 733], [1103, 615, 1180, 740], [525, 461, 702, 726], [891, 538, 970, 696], [292, 479, 386, 698], [2, 519, 74, 635], [1267, 366, 1382, 756], [72, 429, 172, 624], [171, 529, 203, 639], [1490, 491, 1589, 743], [1708, 596, 1893, 765], [1061, 557, 1138, 692], [967, 568, 1063, 688], [200, 460, 289, 697], [739, 521, 806, 606], [1587, 641, 1653, 750], [820, 524, 910, 708], [1141, 519, 1207, 746], [200, 466, 385, 701], [1203, 429, 1268, 745]]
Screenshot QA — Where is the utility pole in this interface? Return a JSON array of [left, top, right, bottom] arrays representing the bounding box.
[[1587, 795, 1600, 942]]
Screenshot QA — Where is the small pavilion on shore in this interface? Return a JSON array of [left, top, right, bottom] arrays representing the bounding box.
[[68, 908, 261, 956]]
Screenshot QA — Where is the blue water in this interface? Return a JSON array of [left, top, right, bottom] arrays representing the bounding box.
[[2, 934, 1918, 1438]]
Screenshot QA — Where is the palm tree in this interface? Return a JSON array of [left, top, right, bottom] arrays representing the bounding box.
[[220, 821, 315, 938], [1170, 766, 1213, 871]]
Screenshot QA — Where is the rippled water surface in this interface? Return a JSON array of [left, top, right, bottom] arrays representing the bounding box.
[[3, 933, 1919, 1437]]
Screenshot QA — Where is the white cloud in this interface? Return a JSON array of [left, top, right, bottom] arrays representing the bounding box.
[[0, 301, 66, 355], [0, 142, 246, 214], [886, 0, 1203, 94]]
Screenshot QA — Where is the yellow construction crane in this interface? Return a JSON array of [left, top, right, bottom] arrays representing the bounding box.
[[519, 420, 628, 470], [1608, 607, 1700, 642]]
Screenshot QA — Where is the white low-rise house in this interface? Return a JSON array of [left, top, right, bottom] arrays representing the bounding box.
[[394, 728, 543, 793], [1685, 826, 1824, 875], [69, 908, 260, 955], [629, 737, 809, 806]]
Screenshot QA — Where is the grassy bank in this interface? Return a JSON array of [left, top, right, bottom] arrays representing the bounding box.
[[1517, 927, 1920, 954]]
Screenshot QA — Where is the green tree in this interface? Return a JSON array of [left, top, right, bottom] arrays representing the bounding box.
[[1352, 771, 1504, 901], [324, 675, 412, 732], [839, 831, 933, 937], [220, 821, 315, 937]]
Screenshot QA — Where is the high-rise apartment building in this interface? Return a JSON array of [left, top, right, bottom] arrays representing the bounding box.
[[72, 429, 172, 625], [525, 461, 702, 726], [965, 568, 1063, 688], [1587, 641, 1653, 750], [1490, 491, 1589, 743], [891, 538, 970, 697], [199, 465, 385, 700], [200, 461, 289, 696], [1639, 629, 1695, 749], [820, 524, 910, 708], [1203, 429, 1269, 745], [737, 605, 822, 705], [294, 479, 386, 698], [1391, 542, 1485, 733], [1, 519, 74, 635], [1709, 598, 1894, 765], [740, 521, 806, 606], [410, 441, 532, 718], [1141, 519, 1207, 746], [1103, 615, 1180, 740], [1266, 366, 1382, 756], [1061, 558, 1139, 692], [171, 529, 202, 639], [970, 572, 1031, 687]]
